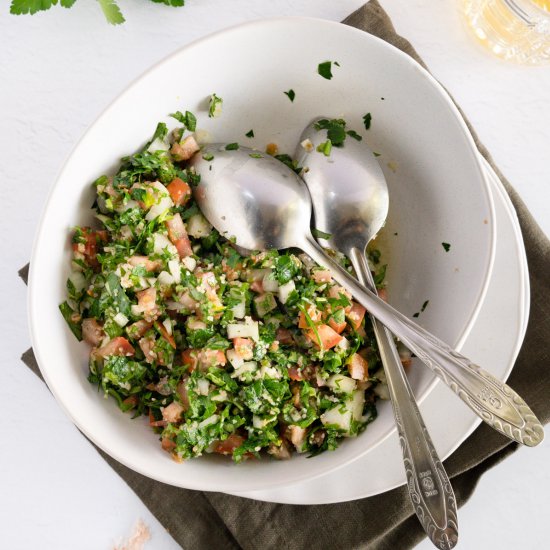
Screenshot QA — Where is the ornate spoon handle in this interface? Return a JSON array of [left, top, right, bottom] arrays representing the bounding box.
[[352, 252, 458, 550], [301, 235, 544, 447]]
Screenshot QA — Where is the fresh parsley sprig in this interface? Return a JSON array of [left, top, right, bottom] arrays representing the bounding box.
[[10, 0, 185, 25]]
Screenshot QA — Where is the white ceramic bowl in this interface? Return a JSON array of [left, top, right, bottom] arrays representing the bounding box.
[[29, 17, 495, 493]]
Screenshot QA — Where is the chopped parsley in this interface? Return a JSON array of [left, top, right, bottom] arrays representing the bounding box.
[[170, 110, 197, 132], [225, 143, 239, 150], [312, 228, 332, 240], [60, 114, 388, 464], [318, 61, 338, 80], [284, 89, 296, 102], [442, 242, 451, 252], [208, 93, 223, 118], [245, 129, 254, 138], [363, 113, 372, 130]]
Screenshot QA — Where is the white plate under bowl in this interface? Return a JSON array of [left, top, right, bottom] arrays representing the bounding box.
[[28, 17, 495, 493], [231, 159, 528, 503]]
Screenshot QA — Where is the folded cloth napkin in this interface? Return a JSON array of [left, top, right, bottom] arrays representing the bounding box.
[[19, 1, 550, 548]]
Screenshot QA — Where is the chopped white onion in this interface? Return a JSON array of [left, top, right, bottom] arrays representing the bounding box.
[[321, 406, 352, 432], [198, 414, 219, 429], [168, 260, 181, 283], [227, 317, 259, 341], [226, 349, 244, 368], [278, 280, 295, 305], [147, 137, 169, 153], [182, 256, 197, 272], [153, 233, 177, 256], [197, 378, 210, 396], [68, 271, 86, 293], [187, 213, 212, 238], [113, 312, 129, 327], [262, 272, 279, 292], [157, 271, 175, 286], [326, 374, 357, 394], [231, 300, 246, 319]]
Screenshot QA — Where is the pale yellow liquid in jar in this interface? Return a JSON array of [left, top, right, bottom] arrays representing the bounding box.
[[461, 0, 550, 64]]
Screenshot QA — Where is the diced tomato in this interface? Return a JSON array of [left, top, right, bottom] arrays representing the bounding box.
[[288, 366, 304, 381], [250, 280, 263, 293], [161, 401, 185, 423], [155, 321, 176, 349], [276, 328, 294, 345], [199, 349, 226, 368], [139, 336, 157, 364], [312, 270, 332, 284], [170, 135, 200, 162], [233, 337, 254, 360], [288, 425, 308, 450], [126, 320, 152, 339], [347, 353, 369, 381], [214, 434, 246, 456], [298, 305, 322, 329], [306, 324, 343, 350], [127, 255, 161, 272], [166, 177, 191, 207], [378, 288, 388, 303], [347, 302, 367, 330], [122, 395, 139, 410], [149, 409, 167, 427], [161, 437, 177, 452], [166, 213, 187, 242], [221, 259, 242, 281], [72, 227, 108, 270], [182, 349, 199, 371], [94, 336, 135, 358], [175, 236, 192, 258], [82, 318, 105, 346], [328, 315, 347, 334], [328, 284, 352, 304], [136, 287, 159, 321]]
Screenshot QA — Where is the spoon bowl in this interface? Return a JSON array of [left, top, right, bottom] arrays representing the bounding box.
[[190, 145, 312, 252], [297, 120, 389, 253]]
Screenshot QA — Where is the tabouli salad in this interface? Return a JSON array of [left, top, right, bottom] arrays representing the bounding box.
[[60, 113, 393, 463]]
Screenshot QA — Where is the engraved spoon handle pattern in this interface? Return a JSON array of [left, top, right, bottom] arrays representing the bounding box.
[[302, 237, 544, 447], [353, 252, 458, 550]]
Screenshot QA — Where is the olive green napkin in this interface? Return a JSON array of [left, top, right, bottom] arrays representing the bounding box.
[[20, 1, 550, 548]]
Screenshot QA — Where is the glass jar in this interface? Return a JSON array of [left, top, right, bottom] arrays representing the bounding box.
[[461, 0, 550, 64]]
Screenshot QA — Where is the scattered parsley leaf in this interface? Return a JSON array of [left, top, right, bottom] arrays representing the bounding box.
[[284, 89, 296, 102], [245, 129, 254, 138], [249, 153, 263, 159], [170, 110, 197, 132], [318, 61, 337, 80], [98, 0, 125, 25], [225, 143, 239, 151], [202, 153, 214, 161], [346, 130, 362, 141], [373, 152, 381, 157], [421, 300, 430, 312], [11, 0, 184, 22], [316, 140, 332, 157], [363, 113, 372, 130], [151, 0, 185, 5], [442, 242, 451, 252], [312, 228, 332, 240], [208, 93, 223, 118]]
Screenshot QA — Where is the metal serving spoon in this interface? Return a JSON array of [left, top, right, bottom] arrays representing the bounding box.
[[295, 119, 458, 549], [188, 145, 543, 448]]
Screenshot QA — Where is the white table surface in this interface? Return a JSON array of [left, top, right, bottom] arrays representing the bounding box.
[[1, 1, 548, 549]]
